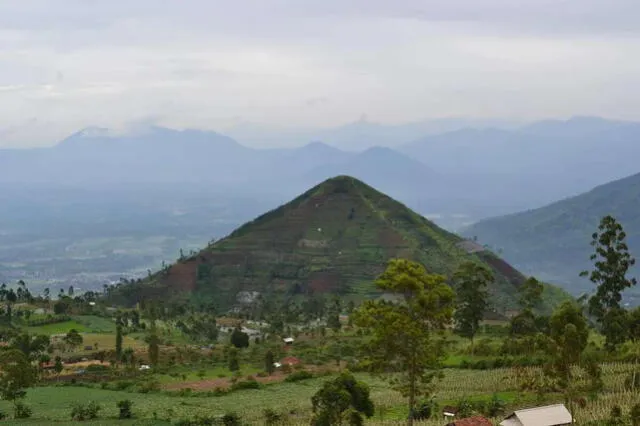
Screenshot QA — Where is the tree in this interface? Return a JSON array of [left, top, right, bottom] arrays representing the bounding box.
[[115, 325, 123, 363], [519, 277, 544, 311], [327, 313, 341, 333], [0, 349, 37, 414], [53, 356, 63, 375], [452, 262, 493, 351], [117, 400, 133, 419], [146, 321, 160, 367], [53, 299, 70, 315], [265, 350, 275, 375], [581, 216, 637, 351], [230, 327, 249, 349], [354, 259, 455, 426], [10, 333, 50, 361], [227, 346, 240, 372], [509, 310, 538, 337], [311, 372, 374, 426], [122, 348, 135, 369], [64, 329, 83, 351], [545, 301, 597, 418], [68, 285, 74, 297]]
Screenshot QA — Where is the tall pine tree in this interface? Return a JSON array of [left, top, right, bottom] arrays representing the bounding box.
[[580, 215, 637, 350]]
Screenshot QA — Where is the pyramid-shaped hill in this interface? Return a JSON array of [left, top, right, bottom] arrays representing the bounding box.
[[124, 176, 536, 311]]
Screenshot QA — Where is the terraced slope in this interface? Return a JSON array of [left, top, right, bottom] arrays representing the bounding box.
[[115, 176, 560, 311]]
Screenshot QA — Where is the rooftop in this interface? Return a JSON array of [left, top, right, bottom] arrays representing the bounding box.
[[500, 404, 572, 426]]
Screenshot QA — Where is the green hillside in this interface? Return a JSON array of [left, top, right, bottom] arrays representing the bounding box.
[[114, 176, 564, 311], [463, 171, 640, 302]]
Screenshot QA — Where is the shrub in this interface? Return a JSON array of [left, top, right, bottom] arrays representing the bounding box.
[[14, 402, 32, 419], [263, 408, 282, 426], [114, 381, 134, 391], [483, 394, 506, 417], [230, 379, 261, 391], [284, 370, 313, 382], [222, 412, 241, 426], [86, 364, 110, 374], [117, 400, 133, 419], [210, 387, 228, 397], [467, 338, 497, 356], [411, 399, 437, 420], [71, 401, 101, 420], [178, 388, 193, 397], [174, 415, 219, 425], [137, 379, 161, 394], [455, 397, 475, 418]]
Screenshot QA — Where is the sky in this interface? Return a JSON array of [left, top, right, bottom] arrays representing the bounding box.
[[1, 0, 640, 147]]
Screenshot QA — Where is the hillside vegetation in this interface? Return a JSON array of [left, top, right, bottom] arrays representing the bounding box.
[[112, 176, 568, 312], [463, 171, 640, 303]]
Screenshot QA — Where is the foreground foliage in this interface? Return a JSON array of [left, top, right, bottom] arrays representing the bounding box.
[[355, 259, 455, 426]]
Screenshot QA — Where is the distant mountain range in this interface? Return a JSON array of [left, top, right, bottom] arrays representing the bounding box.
[[463, 171, 640, 304], [398, 116, 640, 212], [3, 116, 640, 224], [223, 117, 522, 150]]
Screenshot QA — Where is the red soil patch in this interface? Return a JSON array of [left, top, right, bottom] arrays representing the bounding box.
[[477, 252, 526, 287], [378, 226, 407, 248], [280, 356, 301, 365], [161, 261, 201, 292], [308, 271, 340, 293]]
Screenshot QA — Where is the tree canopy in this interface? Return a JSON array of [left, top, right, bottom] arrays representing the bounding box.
[[354, 259, 455, 426], [311, 371, 374, 426]]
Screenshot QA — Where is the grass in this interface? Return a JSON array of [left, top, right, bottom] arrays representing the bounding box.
[[26, 321, 89, 335], [82, 334, 146, 352], [72, 316, 117, 333], [154, 365, 262, 384], [26, 316, 118, 336]]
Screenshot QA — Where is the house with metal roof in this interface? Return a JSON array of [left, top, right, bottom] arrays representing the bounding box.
[[499, 404, 572, 426]]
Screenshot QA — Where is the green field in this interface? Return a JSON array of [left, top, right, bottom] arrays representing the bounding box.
[[1, 364, 638, 425]]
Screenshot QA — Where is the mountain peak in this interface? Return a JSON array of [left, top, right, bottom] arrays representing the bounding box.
[[112, 176, 529, 311]]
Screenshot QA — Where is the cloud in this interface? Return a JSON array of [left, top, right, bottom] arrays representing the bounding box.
[[305, 98, 330, 107], [0, 0, 639, 147]]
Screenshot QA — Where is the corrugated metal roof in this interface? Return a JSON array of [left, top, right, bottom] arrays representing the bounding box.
[[500, 404, 572, 426]]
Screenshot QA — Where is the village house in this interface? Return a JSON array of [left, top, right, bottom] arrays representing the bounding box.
[[442, 406, 458, 421], [283, 337, 294, 345], [500, 404, 572, 426]]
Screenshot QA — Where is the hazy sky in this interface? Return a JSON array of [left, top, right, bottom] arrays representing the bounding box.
[[1, 0, 639, 147]]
